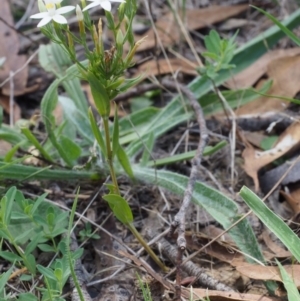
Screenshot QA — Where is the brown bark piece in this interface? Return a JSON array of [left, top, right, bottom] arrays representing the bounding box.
[[136, 5, 248, 52], [0, 0, 28, 96]]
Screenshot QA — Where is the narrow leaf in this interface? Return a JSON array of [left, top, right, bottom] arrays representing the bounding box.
[[239, 186, 300, 262], [116, 145, 134, 179]]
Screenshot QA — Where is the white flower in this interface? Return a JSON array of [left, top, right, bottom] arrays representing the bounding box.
[[83, 0, 125, 12], [30, 2, 75, 27], [45, 0, 63, 4]]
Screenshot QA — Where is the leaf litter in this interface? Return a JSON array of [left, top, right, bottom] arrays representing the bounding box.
[[3, 0, 300, 300]]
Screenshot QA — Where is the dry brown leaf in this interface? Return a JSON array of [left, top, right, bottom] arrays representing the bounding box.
[[134, 58, 197, 77], [0, 140, 12, 156], [243, 122, 300, 191], [0, 0, 28, 96], [188, 288, 279, 301], [235, 55, 300, 117], [136, 5, 248, 52], [243, 131, 267, 148], [226, 48, 300, 89], [0, 95, 21, 122], [185, 230, 247, 267], [280, 188, 300, 214], [237, 264, 300, 288]]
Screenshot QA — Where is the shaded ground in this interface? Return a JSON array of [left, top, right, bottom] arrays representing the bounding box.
[[2, 0, 300, 300]]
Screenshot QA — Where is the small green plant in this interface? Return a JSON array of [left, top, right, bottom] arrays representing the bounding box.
[[136, 273, 153, 301], [79, 222, 100, 241], [30, 0, 167, 271], [0, 186, 78, 300], [200, 29, 237, 79]]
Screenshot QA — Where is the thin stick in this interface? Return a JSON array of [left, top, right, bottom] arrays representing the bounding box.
[[161, 78, 208, 300]]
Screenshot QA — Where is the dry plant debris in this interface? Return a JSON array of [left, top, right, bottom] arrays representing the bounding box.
[[3, 0, 300, 301]]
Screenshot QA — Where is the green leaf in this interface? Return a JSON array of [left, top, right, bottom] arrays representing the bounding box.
[[21, 127, 53, 162], [116, 145, 134, 179], [18, 293, 38, 301], [118, 74, 143, 92], [140, 131, 155, 166], [0, 161, 99, 181], [3, 186, 16, 225], [58, 135, 82, 162], [37, 265, 56, 281], [239, 186, 300, 262], [147, 140, 227, 167], [15, 227, 36, 245], [31, 193, 48, 215], [102, 194, 133, 224], [38, 244, 56, 252], [39, 43, 89, 113], [0, 251, 22, 262], [204, 30, 221, 55], [25, 254, 36, 275], [25, 233, 43, 256], [0, 265, 14, 294], [133, 166, 265, 264], [199, 80, 272, 116], [59, 96, 93, 143], [276, 259, 300, 301], [252, 5, 300, 46], [41, 79, 73, 167], [86, 72, 110, 117], [88, 107, 107, 157], [112, 104, 120, 158]]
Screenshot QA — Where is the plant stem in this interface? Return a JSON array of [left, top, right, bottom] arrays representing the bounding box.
[[102, 114, 168, 272], [128, 223, 169, 272], [103, 117, 120, 195]]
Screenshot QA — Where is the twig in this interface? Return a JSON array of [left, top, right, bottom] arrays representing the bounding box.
[[160, 78, 208, 299], [145, 229, 232, 292], [164, 78, 208, 248]]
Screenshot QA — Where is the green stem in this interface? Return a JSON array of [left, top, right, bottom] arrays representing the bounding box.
[[128, 223, 169, 272], [102, 114, 167, 272], [103, 117, 120, 195]]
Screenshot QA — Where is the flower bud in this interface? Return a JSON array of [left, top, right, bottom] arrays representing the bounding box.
[[76, 5, 85, 37], [116, 29, 124, 48], [81, 0, 87, 9], [125, 36, 147, 65], [118, 2, 125, 22], [76, 5, 83, 21], [38, 0, 47, 12]]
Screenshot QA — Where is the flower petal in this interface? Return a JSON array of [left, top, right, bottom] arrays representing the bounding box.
[[30, 12, 48, 19], [56, 6, 75, 14], [82, 1, 100, 11], [53, 14, 68, 24], [100, 0, 111, 11], [37, 16, 52, 27]]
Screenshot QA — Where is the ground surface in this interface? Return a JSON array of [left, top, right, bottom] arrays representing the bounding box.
[[1, 0, 300, 300]]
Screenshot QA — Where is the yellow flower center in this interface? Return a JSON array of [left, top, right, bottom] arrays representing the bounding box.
[[46, 3, 55, 10]]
